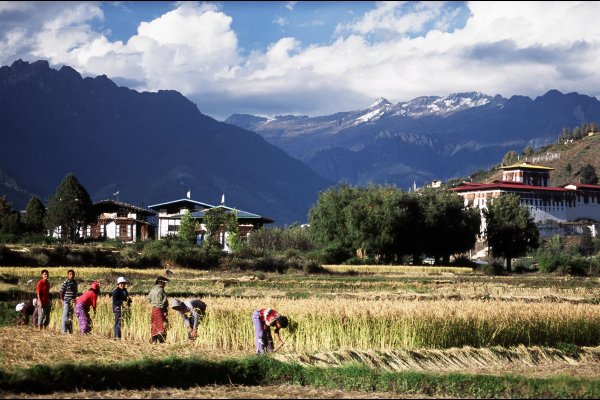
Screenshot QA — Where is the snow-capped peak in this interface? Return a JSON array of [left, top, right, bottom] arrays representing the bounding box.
[[368, 97, 393, 109]]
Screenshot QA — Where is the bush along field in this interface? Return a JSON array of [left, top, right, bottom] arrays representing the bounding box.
[[0, 264, 600, 398]]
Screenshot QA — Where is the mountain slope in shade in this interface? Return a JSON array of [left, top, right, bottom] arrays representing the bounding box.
[[226, 91, 600, 190], [0, 60, 332, 225]]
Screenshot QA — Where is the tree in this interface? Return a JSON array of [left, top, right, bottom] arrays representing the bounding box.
[[45, 174, 94, 242], [579, 164, 598, 184], [418, 188, 481, 264], [203, 207, 239, 250], [522, 145, 534, 157], [501, 151, 519, 166], [178, 210, 199, 245], [308, 183, 364, 255], [24, 196, 46, 234], [564, 163, 572, 175], [483, 194, 539, 272], [0, 196, 22, 235]]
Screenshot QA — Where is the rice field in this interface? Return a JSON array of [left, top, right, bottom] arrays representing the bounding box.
[[1, 264, 600, 398]]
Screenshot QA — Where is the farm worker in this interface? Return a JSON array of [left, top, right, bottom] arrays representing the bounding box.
[[15, 299, 37, 326], [170, 298, 206, 340], [148, 276, 169, 344], [251, 308, 288, 354], [74, 281, 100, 335], [111, 276, 132, 339], [35, 269, 51, 331], [59, 269, 78, 334]]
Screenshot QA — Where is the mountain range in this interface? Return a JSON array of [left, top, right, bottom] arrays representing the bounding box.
[[226, 90, 600, 190], [4, 58, 600, 228], [0, 60, 331, 225]]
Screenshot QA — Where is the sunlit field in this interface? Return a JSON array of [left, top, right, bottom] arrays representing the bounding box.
[[1, 265, 599, 398]]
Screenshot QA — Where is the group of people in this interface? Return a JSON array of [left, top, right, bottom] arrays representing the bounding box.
[[16, 269, 132, 338], [16, 269, 290, 354]]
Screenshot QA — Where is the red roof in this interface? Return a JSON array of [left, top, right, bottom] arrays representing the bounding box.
[[561, 183, 600, 191]]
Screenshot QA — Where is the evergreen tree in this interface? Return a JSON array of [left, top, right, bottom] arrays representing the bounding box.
[[24, 196, 46, 234], [501, 151, 519, 166], [579, 164, 599, 184], [522, 145, 534, 157], [564, 163, 572, 175], [0, 196, 22, 235], [483, 194, 539, 272], [573, 126, 582, 140], [45, 173, 94, 242]]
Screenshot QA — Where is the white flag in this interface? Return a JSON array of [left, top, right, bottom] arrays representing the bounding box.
[[221, 193, 225, 204], [186, 189, 191, 199], [113, 190, 119, 196]]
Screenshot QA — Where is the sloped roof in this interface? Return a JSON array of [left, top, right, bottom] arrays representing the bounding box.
[[451, 180, 569, 193], [148, 198, 214, 211], [499, 162, 554, 171], [94, 199, 157, 216], [177, 205, 274, 224]]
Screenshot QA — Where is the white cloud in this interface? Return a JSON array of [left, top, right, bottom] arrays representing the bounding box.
[[4, 1, 600, 120], [273, 16, 288, 27], [284, 2, 297, 11]]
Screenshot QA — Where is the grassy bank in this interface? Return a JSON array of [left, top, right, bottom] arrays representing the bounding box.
[[0, 355, 598, 398]]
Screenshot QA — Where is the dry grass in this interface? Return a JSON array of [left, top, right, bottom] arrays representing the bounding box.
[[0, 385, 431, 399], [323, 264, 474, 275], [0, 326, 598, 380]]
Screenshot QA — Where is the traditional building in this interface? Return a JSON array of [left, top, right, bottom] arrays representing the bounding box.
[[85, 199, 157, 242], [451, 162, 600, 237], [148, 198, 273, 250]]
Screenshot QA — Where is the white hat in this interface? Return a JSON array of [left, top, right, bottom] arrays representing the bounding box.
[[117, 277, 128, 285], [32, 298, 37, 307], [170, 298, 187, 312], [15, 302, 25, 312]]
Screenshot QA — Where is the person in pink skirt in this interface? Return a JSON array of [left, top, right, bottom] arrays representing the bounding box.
[[74, 281, 100, 335]]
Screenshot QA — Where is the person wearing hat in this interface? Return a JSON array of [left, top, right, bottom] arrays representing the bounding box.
[[147, 276, 169, 343], [111, 276, 132, 339], [170, 298, 206, 340], [15, 299, 37, 327], [251, 308, 289, 354], [74, 281, 100, 335]]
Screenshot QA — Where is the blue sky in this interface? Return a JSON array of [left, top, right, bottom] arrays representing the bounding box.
[[0, 1, 598, 120]]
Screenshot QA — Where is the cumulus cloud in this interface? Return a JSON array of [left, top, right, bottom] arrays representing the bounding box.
[[3, 1, 600, 120]]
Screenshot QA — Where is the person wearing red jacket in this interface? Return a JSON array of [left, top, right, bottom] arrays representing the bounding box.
[[35, 269, 51, 331], [74, 281, 100, 335]]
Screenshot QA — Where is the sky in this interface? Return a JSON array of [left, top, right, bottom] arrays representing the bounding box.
[[1, 1, 599, 120]]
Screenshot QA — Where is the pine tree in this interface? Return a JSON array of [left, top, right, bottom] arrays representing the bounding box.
[[45, 174, 94, 242], [24, 196, 46, 234]]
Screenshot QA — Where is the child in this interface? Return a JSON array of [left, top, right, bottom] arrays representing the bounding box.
[[36, 269, 50, 330], [59, 269, 78, 334], [74, 281, 100, 335], [112, 276, 132, 339]]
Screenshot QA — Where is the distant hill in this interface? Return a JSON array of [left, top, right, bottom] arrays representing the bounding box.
[[448, 130, 600, 187], [227, 91, 600, 191], [0, 60, 332, 225]]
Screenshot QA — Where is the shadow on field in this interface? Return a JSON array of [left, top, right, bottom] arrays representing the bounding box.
[[1, 355, 599, 398]]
